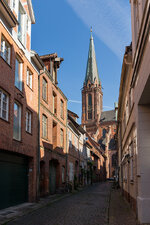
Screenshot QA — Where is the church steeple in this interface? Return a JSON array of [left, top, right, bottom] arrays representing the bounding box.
[[84, 28, 100, 86], [82, 29, 103, 136]]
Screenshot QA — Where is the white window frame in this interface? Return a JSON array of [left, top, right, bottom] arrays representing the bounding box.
[[26, 110, 32, 133], [13, 102, 21, 141], [18, 1, 26, 46], [1, 36, 11, 65], [0, 89, 9, 121], [68, 130, 72, 147], [15, 58, 23, 91], [42, 78, 47, 101], [42, 115, 47, 138], [26, 68, 33, 89]]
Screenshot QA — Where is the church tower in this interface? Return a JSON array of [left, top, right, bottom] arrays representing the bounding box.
[[82, 29, 103, 136]]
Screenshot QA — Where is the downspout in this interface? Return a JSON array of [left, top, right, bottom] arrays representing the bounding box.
[[37, 70, 44, 201], [119, 120, 123, 195]]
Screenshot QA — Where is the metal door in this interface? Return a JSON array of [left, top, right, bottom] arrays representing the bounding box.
[[0, 152, 28, 209], [49, 161, 56, 194]]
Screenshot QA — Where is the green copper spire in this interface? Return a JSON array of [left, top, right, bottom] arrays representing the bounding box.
[[84, 28, 100, 86]]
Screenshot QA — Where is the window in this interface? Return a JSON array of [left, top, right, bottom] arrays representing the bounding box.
[[88, 94, 92, 119], [26, 68, 33, 89], [13, 102, 21, 141], [129, 143, 134, 181], [15, 58, 22, 91], [103, 128, 106, 138], [0, 89, 9, 121], [42, 78, 47, 101], [26, 110, 31, 133], [126, 100, 129, 123], [62, 166, 65, 183], [13, 0, 15, 8], [74, 136, 78, 151], [53, 121, 57, 148], [68, 131, 72, 147], [18, 3, 25, 44], [1, 36, 11, 65], [42, 115, 47, 138], [53, 92, 57, 114], [60, 100, 64, 119], [60, 129, 64, 148]]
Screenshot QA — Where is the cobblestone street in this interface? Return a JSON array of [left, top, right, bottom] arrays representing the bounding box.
[[7, 183, 111, 225]]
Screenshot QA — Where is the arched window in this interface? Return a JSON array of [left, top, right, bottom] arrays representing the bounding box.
[[88, 94, 92, 119], [103, 128, 106, 138]]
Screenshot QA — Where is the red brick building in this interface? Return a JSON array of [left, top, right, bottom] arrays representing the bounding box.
[[0, 0, 39, 209], [39, 53, 68, 196]]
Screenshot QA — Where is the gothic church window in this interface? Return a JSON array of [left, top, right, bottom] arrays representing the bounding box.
[[88, 94, 92, 119]]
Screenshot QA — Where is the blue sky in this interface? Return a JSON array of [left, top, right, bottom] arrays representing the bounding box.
[[31, 0, 131, 123]]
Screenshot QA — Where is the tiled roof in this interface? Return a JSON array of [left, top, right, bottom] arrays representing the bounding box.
[[100, 110, 116, 122], [84, 31, 100, 86]]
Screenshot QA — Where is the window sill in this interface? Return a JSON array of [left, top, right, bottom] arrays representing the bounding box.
[[42, 137, 49, 141], [0, 55, 12, 68], [130, 180, 134, 184], [26, 85, 33, 92], [0, 117, 9, 123], [13, 138, 22, 143], [26, 131, 32, 136], [42, 98, 48, 104], [15, 86, 24, 96], [18, 38, 26, 50]]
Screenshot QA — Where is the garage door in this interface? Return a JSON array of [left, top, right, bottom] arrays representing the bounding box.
[[0, 152, 28, 210]]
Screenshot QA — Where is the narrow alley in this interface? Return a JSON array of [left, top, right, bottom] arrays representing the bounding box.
[[3, 182, 137, 225]]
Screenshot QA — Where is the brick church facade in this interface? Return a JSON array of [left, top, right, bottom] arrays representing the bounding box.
[[82, 30, 118, 179]]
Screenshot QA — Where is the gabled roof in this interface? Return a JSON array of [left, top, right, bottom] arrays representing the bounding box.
[[84, 30, 100, 86], [68, 114, 85, 134], [68, 109, 79, 119], [100, 110, 116, 123]]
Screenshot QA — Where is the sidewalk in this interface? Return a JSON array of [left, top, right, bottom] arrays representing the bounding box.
[[109, 188, 138, 225], [0, 192, 72, 225]]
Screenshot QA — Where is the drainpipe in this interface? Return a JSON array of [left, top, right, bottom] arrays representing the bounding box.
[[37, 70, 45, 201], [119, 120, 123, 195]]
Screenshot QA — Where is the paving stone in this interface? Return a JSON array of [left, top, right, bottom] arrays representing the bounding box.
[[6, 183, 111, 225]]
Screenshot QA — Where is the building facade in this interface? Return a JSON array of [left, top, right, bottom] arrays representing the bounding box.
[[0, 0, 39, 209], [118, 1, 150, 223], [39, 53, 68, 196]]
